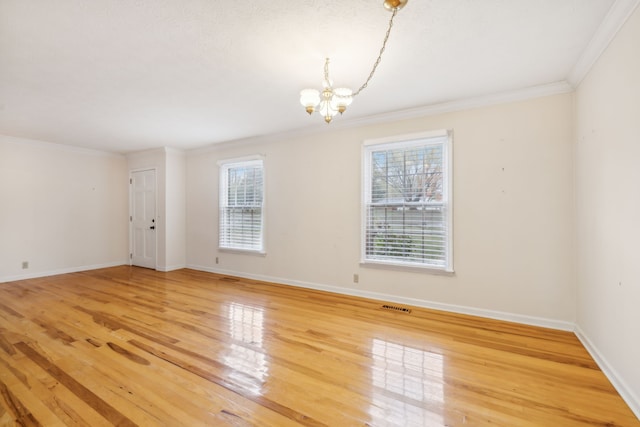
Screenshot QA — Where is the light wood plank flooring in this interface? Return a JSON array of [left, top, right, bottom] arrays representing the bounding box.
[[0, 266, 637, 426]]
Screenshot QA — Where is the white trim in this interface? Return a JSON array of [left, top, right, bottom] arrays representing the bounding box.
[[129, 168, 158, 270], [186, 264, 575, 332], [163, 147, 186, 156], [5, 262, 636, 417], [361, 131, 453, 272], [216, 154, 265, 167], [188, 82, 574, 154], [574, 325, 640, 420], [360, 260, 455, 276], [356, 82, 573, 126], [0, 261, 127, 283], [156, 264, 187, 272], [218, 248, 267, 257], [445, 129, 454, 272], [129, 166, 158, 173], [0, 133, 124, 158], [363, 129, 449, 147], [360, 260, 455, 275], [218, 157, 266, 254], [126, 147, 168, 157], [568, 0, 640, 87]]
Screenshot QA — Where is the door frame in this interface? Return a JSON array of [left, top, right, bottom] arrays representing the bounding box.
[[129, 167, 158, 269]]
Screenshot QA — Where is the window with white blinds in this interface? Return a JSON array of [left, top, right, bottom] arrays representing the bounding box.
[[363, 131, 453, 271], [219, 158, 265, 253]]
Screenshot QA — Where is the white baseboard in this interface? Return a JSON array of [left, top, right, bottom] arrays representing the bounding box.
[[190, 264, 640, 418], [186, 264, 575, 331], [0, 261, 128, 283], [3, 262, 636, 419], [575, 325, 640, 420], [157, 264, 187, 272]]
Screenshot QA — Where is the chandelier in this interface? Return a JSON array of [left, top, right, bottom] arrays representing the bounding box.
[[299, 0, 408, 124]]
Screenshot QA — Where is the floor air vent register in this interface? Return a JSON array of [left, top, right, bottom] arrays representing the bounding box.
[[380, 304, 412, 313]]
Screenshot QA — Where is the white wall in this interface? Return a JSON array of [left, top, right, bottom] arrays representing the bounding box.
[[127, 147, 186, 271], [165, 148, 187, 270], [574, 5, 640, 417], [187, 93, 575, 327], [0, 135, 128, 281]]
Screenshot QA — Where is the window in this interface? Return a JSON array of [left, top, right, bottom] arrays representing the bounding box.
[[362, 130, 452, 271], [219, 157, 265, 253]]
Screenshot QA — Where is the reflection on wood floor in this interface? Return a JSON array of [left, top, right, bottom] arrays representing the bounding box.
[[0, 266, 637, 426]]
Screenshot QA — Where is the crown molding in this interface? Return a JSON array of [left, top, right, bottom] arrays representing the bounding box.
[[568, 0, 640, 87], [164, 147, 186, 156], [0, 133, 124, 158], [339, 81, 574, 129], [125, 146, 182, 161], [190, 80, 574, 154]]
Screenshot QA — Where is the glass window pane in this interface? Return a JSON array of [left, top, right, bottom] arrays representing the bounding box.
[[363, 134, 451, 270]]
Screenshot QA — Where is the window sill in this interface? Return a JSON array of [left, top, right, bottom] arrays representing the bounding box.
[[360, 260, 454, 276], [219, 248, 266, 257]]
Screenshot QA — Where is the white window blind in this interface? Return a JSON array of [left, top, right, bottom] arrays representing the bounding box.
[[219, 158, 264, 253], [363, 131, 452, 271]]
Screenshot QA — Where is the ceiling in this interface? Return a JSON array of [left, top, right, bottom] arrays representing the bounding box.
[[0, 0, 635, 153]]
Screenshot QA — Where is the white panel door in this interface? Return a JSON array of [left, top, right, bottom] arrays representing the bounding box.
[[131, 169, 156, 269]]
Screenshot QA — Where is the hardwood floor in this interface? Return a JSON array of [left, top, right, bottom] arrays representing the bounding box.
[[0, 266, 637, 426]]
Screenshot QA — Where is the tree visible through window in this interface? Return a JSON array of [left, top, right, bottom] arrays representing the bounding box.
[[219, 158, 264, 253], [363, 131, 452, 271]]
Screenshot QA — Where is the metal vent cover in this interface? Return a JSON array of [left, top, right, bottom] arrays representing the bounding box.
[[381, 304, 412, 313]]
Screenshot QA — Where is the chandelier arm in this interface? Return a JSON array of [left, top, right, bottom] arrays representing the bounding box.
[[351, 7, 398, 97]]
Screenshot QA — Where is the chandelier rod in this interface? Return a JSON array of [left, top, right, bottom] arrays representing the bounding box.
[[300, 0, 408, 123], [326, 7, 399, 99]]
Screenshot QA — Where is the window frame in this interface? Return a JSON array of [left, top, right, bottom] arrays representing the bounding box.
[[361, 130, 453, 273], [218, 155, 266, 255]]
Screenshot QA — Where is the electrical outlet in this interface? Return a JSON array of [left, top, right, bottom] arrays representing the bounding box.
[[353, 273, 359, 283], [22, 261, 29, 269]]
